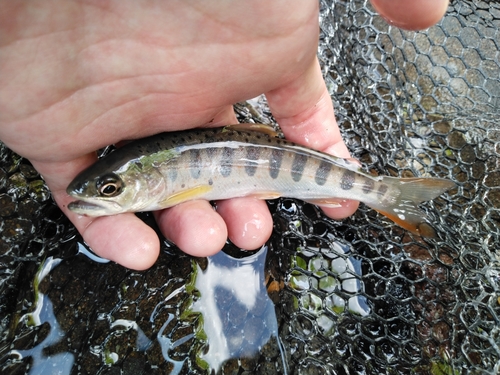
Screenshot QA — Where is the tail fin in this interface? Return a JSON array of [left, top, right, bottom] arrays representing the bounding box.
[[366, 177, 456, 238]]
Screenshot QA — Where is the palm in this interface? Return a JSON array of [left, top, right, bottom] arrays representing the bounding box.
[[2, 1, 320, 155]]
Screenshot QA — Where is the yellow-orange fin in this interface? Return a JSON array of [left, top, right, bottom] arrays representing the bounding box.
[[304, 199, 343, 208], [160, 185, 213, 207], [224, 123, 280, 137], [373, 207, 437, 238], [248, 191, 282, 200], [364, 176, 455, 237]]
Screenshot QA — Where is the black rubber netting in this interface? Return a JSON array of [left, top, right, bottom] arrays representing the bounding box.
[[1, 0, 499, 374]]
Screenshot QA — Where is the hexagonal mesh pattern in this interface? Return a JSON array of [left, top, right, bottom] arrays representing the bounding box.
[[1, 1, 499, 374]]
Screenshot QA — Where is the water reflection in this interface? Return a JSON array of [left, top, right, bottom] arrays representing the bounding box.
[[4, 243, 283, 374], [193, 245, 283, 372], [290, 239, 371, 318], [8, 257, 75, 375], [76, 241, 110, 264], [156, 314, 193, 374]]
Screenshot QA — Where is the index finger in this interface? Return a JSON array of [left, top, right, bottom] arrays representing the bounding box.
[[32, 157, 160, 270], [370, 0, 449, 30]]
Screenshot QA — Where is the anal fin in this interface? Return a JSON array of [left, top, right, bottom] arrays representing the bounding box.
[[248, 191, 282, 200], [305, 198, 343, 208]]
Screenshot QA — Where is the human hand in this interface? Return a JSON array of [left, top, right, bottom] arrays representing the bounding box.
[[0, 0, 448, 269]]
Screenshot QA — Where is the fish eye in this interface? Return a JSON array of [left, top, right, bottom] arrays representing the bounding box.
[[96, 174, 123, 197]]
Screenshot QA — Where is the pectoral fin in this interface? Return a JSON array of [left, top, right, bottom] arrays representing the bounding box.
[[160, 185, 213, 207]]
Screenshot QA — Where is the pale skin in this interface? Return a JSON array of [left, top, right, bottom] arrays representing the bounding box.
[[0, 0, 448, 270]]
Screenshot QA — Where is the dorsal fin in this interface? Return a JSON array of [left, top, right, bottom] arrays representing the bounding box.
[[223, 123, 280, 137]]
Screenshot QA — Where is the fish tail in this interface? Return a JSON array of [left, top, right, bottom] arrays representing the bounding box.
[[366, 177, 456, 238]]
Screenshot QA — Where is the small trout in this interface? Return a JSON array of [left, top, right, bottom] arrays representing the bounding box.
[[67, 124, 455, 237]]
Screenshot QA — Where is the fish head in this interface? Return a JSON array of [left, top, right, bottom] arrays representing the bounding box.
[[66, 160, 166, 216]]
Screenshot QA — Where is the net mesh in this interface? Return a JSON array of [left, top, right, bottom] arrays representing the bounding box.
[[1, 0, 499, 374]]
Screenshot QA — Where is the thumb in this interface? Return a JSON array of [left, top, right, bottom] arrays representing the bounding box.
[[265, 57, 350, 159], [265, 57, 359, 220]]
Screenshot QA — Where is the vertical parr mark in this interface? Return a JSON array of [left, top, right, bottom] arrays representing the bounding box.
[[291, 153, 308, 182], [378, 183, 390, 206], [315, 160, 332, 186], [167, 164, 178, 182], [190, 148, 202, 179], [220, 147, 234, 177], [245, 146, 261, 176], [269, 148, 285, 179], [362, 178, 375, 194], [378, 184, 388, 195], [340, 170, 356, 190], [204, 147, 218, 160]]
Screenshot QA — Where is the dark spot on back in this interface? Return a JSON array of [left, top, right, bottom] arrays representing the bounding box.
[[203, 132, 216, 142]]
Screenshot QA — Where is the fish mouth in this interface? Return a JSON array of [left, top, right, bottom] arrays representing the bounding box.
[[67, 200, 121, 216]]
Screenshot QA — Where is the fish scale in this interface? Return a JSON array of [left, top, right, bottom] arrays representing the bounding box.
[[67, 124, 456, 237], [156, 133, 390, 207]]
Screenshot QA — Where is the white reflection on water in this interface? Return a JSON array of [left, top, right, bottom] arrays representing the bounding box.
[[192, 245, 284, 372], [8, 257, 75, 375], [6, 245, 284, 374], [76, 241, 110, 264]]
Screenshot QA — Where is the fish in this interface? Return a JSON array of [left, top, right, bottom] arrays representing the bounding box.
[[67, 124, 456, 237]]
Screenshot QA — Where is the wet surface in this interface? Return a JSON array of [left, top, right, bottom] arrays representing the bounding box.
[[193, 247, 279, 369], [2, 0, 500, 374]]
